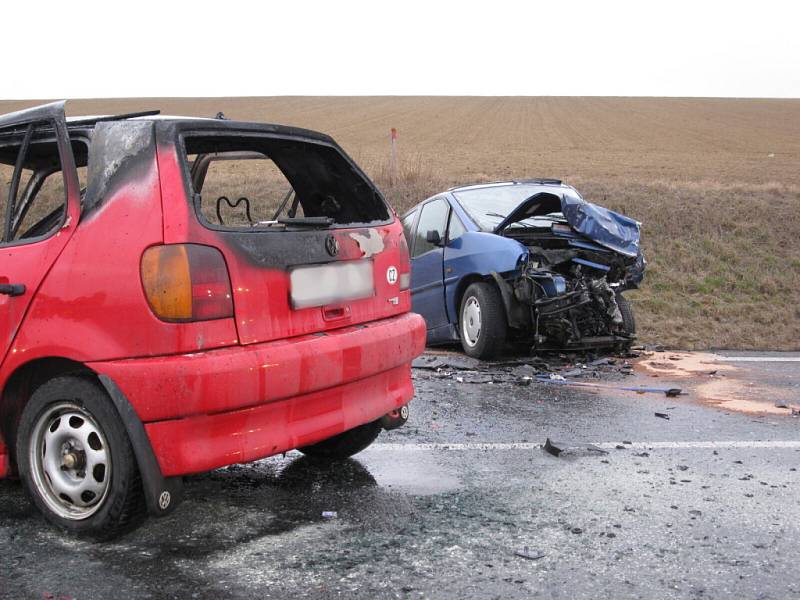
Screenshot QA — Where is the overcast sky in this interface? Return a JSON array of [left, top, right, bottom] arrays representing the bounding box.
[[3, 0, 798, 99]]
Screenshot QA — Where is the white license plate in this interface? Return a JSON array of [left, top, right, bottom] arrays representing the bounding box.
[[290, 260, 374, 309]]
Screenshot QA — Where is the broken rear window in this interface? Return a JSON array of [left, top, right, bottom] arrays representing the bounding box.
[[182, 134, 389, 230]]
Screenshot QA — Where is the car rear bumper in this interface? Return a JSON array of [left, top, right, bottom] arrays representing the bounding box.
[[90, 312, 426, 476]]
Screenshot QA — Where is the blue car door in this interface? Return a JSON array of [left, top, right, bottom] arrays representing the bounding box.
[[410, 197, 450, 331]]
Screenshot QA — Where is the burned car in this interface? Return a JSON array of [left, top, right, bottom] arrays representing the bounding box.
[[0, 102, 425, 538], [402, 180, 645, 358]]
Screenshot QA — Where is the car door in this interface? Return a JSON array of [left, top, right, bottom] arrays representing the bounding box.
[[409, 197, 449, 331], [442, 204, 468, 322], [0, 102, 81, 364]]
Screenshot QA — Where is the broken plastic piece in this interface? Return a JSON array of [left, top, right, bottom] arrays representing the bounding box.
[[515, 546, 545, 561], [321, 511, 338, 519], [544, 438, 608, 457], [655, 412, 670, 420]]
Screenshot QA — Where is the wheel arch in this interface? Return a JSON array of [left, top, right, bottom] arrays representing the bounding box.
[[452, 273, 495, 330], [0, 357, 181, 516]]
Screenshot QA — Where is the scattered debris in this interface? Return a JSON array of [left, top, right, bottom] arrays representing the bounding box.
[[514, 547, 546, 561], [775, 400, 789, 409], [536, 376, 682, 397], [321, 511, 338, 519], [543, 438, 608, 457], [655, 412, 670, 420]]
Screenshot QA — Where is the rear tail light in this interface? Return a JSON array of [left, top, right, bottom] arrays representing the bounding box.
[[398, 233, 411, 291], [141, 244, 233, 322]]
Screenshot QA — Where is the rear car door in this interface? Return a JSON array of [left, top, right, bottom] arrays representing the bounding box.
[[0, 103, 80, 363], [410, 197, 449, 331]]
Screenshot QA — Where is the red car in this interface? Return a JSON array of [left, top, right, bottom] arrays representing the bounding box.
[[0, 102, 425, 538]]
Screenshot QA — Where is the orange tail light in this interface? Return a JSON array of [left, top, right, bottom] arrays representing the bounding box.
[[141, 244, 233, 322]]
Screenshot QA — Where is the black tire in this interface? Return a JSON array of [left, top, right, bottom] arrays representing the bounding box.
[[16, 376, 145, 539], [459, 282, 508, 359], [297, 421, 382, 460], [616, 292, 636, 335]]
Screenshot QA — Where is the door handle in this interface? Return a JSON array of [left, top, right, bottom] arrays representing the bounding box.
[[0, 284, 25, 296]]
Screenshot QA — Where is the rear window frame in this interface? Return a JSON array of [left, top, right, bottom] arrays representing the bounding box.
[[175, 127, 394, 234]]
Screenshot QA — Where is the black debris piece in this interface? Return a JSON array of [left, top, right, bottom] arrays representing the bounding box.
[[543, 438, 565, 456], [544, 438, 608, 457], [655, 412, 670, 420], [514, 547, 546, 561]]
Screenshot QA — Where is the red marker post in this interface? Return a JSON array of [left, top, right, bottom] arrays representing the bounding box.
[[390, 127, 398, 185]]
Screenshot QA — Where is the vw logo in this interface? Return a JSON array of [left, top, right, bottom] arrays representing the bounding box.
[[386, 266, 399, 285], [325, 234, 340, 257]]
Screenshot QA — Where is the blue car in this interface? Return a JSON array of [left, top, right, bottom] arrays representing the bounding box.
[[401, 180, 645, 359]]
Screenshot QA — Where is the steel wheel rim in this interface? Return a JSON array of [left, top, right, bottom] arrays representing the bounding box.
[[29, 401, 112, 520], [461, 296, 482, 347]]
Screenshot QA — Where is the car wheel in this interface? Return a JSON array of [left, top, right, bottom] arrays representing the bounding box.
[[16, 376, 146, 539], [298, 421, 382, 460], [616, 292, 636, 335], [459, 282, 507, 359]]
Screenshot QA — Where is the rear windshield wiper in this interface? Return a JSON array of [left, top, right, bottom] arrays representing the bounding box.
[[277, 216, 334, 228]]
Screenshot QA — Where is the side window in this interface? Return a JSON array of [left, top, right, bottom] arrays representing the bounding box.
[[0, 122, 70, 245], [447, 210, 467, 242], [412, 198, 448, 258], [12, 170, 67, 241], [400, 210, 417, 248]]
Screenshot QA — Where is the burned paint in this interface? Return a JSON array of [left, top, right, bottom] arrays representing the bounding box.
[[350, 228, 385, 258], [82, 121, 155, 216]]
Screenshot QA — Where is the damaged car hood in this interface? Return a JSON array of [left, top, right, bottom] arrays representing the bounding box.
[[493, 192, 641, 258]]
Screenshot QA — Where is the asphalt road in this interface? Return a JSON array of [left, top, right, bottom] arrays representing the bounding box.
[[1, 352, 799, 599]]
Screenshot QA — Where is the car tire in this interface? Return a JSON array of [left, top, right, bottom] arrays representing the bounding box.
[[297, 421, 382, 460], [616, 292, 636, 335], [459, 282, 507, 359], [16, 376, 146, 539]]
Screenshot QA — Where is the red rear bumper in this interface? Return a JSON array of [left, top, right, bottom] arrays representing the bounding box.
[[90, 312, 426, 476]]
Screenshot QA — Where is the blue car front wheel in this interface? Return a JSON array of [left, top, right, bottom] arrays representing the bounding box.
[[459, 282, 507, 359]]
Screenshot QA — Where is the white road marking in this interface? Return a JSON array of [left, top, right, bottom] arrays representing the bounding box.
[[369, 441, 800, 451], [718, 356, 800, 362]]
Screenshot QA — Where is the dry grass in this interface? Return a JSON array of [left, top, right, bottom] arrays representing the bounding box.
[[1, 97, 798, 349]]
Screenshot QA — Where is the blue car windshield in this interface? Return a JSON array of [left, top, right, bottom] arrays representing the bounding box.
[[453, 184, 579, 231]]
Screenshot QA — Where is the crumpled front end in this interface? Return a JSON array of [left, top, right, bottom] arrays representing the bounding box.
[[499, 200, 645, 350]]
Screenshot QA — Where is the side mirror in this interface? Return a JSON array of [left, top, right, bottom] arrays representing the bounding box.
[[426, 230, 443, 246]]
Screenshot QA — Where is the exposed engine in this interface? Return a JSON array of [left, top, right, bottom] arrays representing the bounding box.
[[503, 224, 643, 350]]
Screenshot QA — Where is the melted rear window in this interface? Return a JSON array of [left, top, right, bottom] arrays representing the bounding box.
[[183, 134, 389, 230]]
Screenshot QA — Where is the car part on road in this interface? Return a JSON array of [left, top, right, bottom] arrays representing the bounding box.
[[534, 375, 682, 397], [514, 546, 546, 561], [543, 438, 608, 457]]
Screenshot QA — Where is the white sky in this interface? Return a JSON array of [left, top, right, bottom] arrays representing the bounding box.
[[2, 0, 798, 99]]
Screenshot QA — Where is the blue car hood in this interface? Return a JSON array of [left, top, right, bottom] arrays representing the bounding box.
[[493, 192, 641, 258]]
